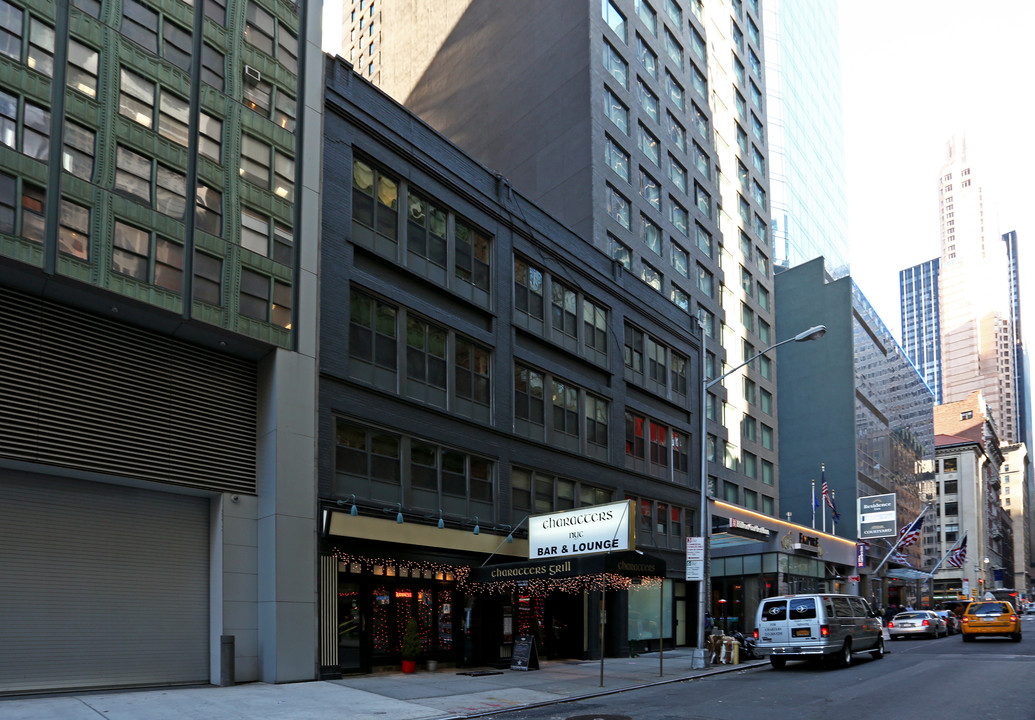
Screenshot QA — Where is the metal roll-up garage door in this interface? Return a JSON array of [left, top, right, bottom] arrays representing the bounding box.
[[0, 473, 209, 694]]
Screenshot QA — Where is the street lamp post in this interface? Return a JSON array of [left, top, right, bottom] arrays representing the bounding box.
[[692, 322, 826, 668]]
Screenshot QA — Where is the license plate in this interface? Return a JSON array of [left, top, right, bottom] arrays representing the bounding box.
[[900, 622, 915, 627], [793, 628, 811, 637]]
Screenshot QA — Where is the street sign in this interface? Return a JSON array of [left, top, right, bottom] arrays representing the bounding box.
[[686, 536, 705, 581], [857, 493, 897, 538]]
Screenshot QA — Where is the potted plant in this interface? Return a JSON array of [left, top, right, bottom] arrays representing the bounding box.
[[401, 617, 420, 673]]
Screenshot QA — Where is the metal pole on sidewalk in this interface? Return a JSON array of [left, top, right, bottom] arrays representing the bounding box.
[[659, 578, 664, 677], [599, 585, 605, 687]]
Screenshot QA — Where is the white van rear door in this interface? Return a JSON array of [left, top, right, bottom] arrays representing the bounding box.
[[758, 599, 791, 643], [787, 596, 821, 640]]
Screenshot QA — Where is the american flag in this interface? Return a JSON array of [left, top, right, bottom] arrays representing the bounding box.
[[897, 514, 924, 548], [821, 471, 840, 521], [947, 536, 968, 568], [892, 550, 910, 565]]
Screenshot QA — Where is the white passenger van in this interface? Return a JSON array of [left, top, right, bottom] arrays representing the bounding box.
[[753, 593, 884, 669]]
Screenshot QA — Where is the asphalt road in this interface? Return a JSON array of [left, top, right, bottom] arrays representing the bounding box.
[[485, 617, 1035, 720]]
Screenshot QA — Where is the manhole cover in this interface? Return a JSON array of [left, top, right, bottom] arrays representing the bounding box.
[[566, 716, 632, 720]]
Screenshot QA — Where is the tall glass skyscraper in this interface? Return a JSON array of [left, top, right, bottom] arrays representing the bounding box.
[[763, 0, 849, 276], [900, 258, 942, 403]]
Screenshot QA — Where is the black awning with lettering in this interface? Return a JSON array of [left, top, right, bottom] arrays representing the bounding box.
[[469, 551, 666, 584]]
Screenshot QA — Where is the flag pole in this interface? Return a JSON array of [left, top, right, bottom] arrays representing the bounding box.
[[811, 479, 816, 529], [874, 503, 931, 574], [821, 464, 827, 534], [831, 490, 837, 536], [925, 534, 966, 580]]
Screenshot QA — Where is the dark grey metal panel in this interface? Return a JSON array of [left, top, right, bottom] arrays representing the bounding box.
[[0, 473, 209, 694]]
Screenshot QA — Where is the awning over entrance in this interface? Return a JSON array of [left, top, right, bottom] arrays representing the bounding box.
[[886, 568, 931, 581], [469, 551, 666, 592]]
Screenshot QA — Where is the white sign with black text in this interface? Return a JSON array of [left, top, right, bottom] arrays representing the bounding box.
[[527, 500, 634, 560]]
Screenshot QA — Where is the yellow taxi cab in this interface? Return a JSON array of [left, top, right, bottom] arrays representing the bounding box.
[[960, 600, 1021, 642]]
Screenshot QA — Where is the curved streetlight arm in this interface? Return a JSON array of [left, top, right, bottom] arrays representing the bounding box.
[[704, 325, 827, 391]]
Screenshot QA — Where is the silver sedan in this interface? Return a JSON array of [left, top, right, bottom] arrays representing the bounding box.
[[888, 611, 947, 639]]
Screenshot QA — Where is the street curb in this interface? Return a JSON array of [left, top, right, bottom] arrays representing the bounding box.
[[431, 659, 769, 719]]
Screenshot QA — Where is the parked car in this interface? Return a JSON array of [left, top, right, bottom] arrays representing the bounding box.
[[753, 594, 884, 669], [888, 611, 946, 640], [961, 601, 1022, 642], [936, 610, 961, 635]]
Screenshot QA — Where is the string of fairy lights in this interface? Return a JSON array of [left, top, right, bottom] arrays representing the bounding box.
[[332, 550, 664, 595]]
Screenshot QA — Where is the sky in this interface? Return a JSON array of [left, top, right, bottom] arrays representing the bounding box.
[[840, 0, 1035, 342]]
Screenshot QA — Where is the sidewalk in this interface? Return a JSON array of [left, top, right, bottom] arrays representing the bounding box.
[[0, 650, 767, 720]]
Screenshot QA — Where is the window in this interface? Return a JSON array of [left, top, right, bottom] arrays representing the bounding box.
[[195, 183, 222, 235], [692, 102, 708, 138], [586, 394, 609, 450], [635, 0, 656, 35], [605, 88, 629, 134], [641, 261, 661, 292], [625, 411, 645, 461], [122, 0, 158, 52], [0, 91, 49, 160], [67, 39, 98, 98], [694, 142, 710, 179], [690, 226, 709, 260], [201, 42, 224, 90], [943, 457, 959, 471], [353, 158, 398, 244], [349, 288, 397, 371], [696, 263, 713, 295], [761, 423, 773, 450], [58, 199, 89, 260], [406, 316, 447, 392], [584, 298, 608, 355], [514, 256, 545, 320], [27, 17, 54, 76], [759, 354, 771, 380], [637, 78, 658, 121], [603, 41, 628, 87], [114, 146, 186, 219], [611, 236, 631, 269], [454, 220, 491, 293], [667, 156, 686, 194], [646, 336, 666, 387], [666, 73, 685, 112], [605, 136, 630, 180], [639, 124, 659, 165], [603, 0, 627, 41], [752, 147, 765, 174], [0, 1, 22, 63], [551, 379, 579, 440], [691, 64, 706, 97], [112, 220, 183, 291], [753, 180, 766, 209], [551, 280, 578, 340], [239, 268, 290, 327], [724, 481, 738, 503], [760, 388, 772, 414], [670, 284, 688, 311], [637, 35, 657, 78], [757, 284, 770, 311], [198, 113, 222, 162], [334, 420, 401, 498], [163, 19, 192, 71], [455, 338, 490, 408], [20, 183, 44, 242], [959, 411, 972, 421], [606, 184, 631, 228], [183, 248, 220, 305], [241, 208, 292, 263], [665, 0, 681, 23], [663, 27, 683, 69], [515, 364, 545, 428], [639, 172, 660, 211], [671, 242, 688, 278], [406, 190, 446, 268], [670, 199, 688, 237], [694, 183, 711, 217], [666, 113, 686, 152]]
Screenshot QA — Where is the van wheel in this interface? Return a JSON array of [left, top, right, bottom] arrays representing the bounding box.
[[870, 636, 885, 659], [838, 640, 852, 667], [769, 656, 786, 669]]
